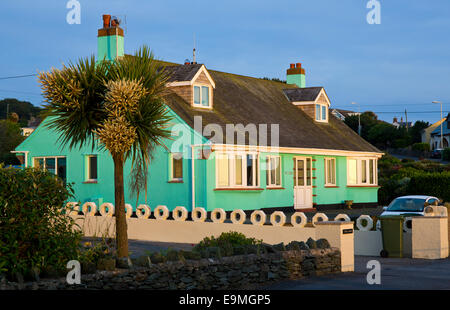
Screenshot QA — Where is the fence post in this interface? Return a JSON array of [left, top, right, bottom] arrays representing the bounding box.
[[315, 221, 355, 272], [412, 216, 449, 259]]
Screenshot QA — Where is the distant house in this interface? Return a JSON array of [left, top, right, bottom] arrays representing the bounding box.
[[331, 109, 360, 121], [20, 127, 34, 137], [422, 117, 446, 146], [428, 114, 450, 150], [13, 16, 383, 212], [392, 117, 412, 129]]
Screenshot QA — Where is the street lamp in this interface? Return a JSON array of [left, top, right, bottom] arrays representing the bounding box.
[[351, 102, 361, 136], [432, 100, 443, 150]]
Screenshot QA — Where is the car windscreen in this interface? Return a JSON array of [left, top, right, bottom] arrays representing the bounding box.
[[387, 198, 426, 212]]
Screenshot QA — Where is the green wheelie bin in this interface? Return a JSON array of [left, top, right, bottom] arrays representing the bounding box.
[[379, 216, 404, 258]]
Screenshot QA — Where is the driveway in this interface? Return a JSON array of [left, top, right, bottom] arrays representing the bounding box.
[[265, 256, 450, 290]]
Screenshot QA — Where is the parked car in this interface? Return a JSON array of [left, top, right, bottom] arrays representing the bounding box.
[[430, 148, 444, 159], [376, 195, 441, 230]]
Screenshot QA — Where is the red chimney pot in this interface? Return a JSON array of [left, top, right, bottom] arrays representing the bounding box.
[[290, 63, 295, 69], [102, 15, 111, 28], [296, 63, 302, 68]]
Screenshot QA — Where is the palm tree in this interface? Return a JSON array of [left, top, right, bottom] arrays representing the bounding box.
[[39, 46, 172, 257]]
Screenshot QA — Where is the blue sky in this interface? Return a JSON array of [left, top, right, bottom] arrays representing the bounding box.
[[0, 0, 449, 123]]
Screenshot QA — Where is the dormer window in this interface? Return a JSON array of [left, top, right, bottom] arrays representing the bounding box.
[[315, 104, 328, 122], [193, 85, 211, 108]]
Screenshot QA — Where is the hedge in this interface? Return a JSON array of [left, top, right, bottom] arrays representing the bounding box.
[[407, 171, 450, 202]]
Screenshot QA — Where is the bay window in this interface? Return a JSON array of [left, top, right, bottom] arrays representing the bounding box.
[[216, 152, 259, 188]]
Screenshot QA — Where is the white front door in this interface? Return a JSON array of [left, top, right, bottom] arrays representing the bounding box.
[[294, 157, 313, 209]]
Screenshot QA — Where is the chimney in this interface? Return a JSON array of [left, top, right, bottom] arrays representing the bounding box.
[[393, 117, 398, 123], [97, 14, 124, 62], [286, 62, 305, 88]]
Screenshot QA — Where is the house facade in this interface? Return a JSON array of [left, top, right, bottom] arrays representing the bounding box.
[[429, 114, 450, 150], [14, 17, 383, 212]]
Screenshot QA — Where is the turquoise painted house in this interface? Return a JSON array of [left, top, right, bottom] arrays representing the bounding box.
[[14, 18, 383, 212]]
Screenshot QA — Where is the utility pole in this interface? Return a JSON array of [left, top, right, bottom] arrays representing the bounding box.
[[6, 103, 9, 119], [432, 101, 444, 150], [405, 109, 408, 132]]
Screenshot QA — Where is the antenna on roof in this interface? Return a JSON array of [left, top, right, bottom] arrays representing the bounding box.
[[192, 33, 196, 64]]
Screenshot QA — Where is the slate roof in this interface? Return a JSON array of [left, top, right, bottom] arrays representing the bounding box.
[[283, 87, 323, 102], [161, 63, 381, 154], [165, 63, 203, 82]]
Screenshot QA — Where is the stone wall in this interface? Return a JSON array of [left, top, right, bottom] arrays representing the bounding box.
[[1, 248, 340, 290]]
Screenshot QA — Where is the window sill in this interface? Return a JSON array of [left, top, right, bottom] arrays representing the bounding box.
[[83, 180, 98, 184], [325, 185, 339, 188], [346, 185, 380, 188], [214, 188, 264, 191], [266, 187, 285, 190], [168, 180, 184, 183]]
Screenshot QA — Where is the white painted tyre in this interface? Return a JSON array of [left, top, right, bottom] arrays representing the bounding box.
[[270, 211, 286, 227], [230, 209, 246, 225], [192, 207, 207, 222], [291, 212, 307, 228], [211, 208, 226, 223], [312, 213, 329, 226], [172, 206, 188, 221], [403, 217, 412, 233], [356, 215, 373, 231], [99, 202, 115, 217], [124, 203, 133, 218], [82, 202, 97, 216], [154, 205, 169, 220], [250, 210, 266, 226], [136, 204, 151, 219], [334, 214, 351, 222]]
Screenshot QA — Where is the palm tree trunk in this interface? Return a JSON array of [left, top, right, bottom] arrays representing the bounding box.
[[113, 154, 128, 258]]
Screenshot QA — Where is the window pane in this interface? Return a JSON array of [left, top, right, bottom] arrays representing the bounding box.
[[45, 158, 56, 174], [348, 159, 357, 184], [315, 105, 320, 120], [331, 159, 336, 184], [246, 154, 254, 186], [270, 157, 276, 185], [275, 157, 281, 186], [235, 155, 243, 185], [172, 154, 183, 179], [369, 159, 374, 184], [306, 158, 311, 186], [218, 154, 229, 187], [89, 156, 98, 180], [194, 86, 200, 105], [201, 86, 209, 106], [296, 160, 304, 186], [361, 160, 367, 183], [57, 157, 67, 183], [34, 158, 44, 169], [322, 105, 327, 120]]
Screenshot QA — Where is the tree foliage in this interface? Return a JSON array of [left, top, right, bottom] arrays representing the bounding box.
[[0, 120, 24, 165]]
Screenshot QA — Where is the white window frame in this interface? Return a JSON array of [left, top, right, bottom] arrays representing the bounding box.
[[169, 152, 183, 182], [347, 157, 378, 186], [192, 83, 212, 109], [86, 155, 98, 182], [215, 151, 259, 189], [324, 157, 336, 186], [32, 156, 66, 176], [315, 103, 328, 122], [266, 155, 282, 188]]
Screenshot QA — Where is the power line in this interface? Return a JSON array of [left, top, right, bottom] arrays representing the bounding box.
[[0, 74, 37, 80]]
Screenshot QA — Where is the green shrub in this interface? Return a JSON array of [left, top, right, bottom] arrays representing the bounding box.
[[407, 172, 450, 202], [443, 148, 450, 161], [194, 231, 262, 257], [0, 166, 82, 280], [411, 143, 430, 152]]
